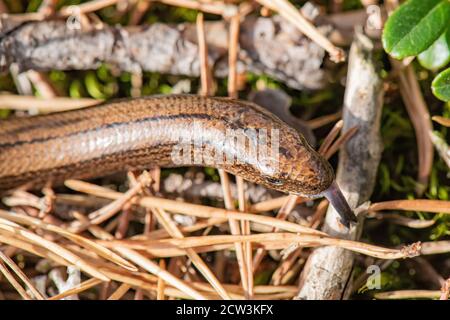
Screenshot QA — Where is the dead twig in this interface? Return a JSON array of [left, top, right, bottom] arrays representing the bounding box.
[[298, 32, 384, 300], [391, 62, 434, 194], [0, 17, 327, 90]]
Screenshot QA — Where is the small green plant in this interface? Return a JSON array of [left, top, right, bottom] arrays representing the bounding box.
[[382, 0, 450, 101]]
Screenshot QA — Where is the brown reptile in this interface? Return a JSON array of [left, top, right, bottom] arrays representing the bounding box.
[[0, 94, 356, 226]]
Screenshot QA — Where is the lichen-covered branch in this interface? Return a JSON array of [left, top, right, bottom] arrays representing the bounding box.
[[296, 32, 384, 300], [0, 16, 328, 90]]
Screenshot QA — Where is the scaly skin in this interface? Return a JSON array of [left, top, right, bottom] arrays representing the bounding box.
[[0, 94, 358, 225], [0, 95, 335, 196], [0, 94, 360, 225]]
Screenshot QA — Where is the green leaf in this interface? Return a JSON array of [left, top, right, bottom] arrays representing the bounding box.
[[382, 0, 450, 59], [418, 28, 450, 70], [432, 67, 450, 101]]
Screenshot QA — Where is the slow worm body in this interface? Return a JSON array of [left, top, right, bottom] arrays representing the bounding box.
[[0, 95, 356, 226]]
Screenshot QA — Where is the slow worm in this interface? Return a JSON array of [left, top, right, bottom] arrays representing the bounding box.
[[0, 95, 356, 226]]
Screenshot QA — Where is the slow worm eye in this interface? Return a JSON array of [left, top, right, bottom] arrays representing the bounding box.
[[264, 176, 284, 186]]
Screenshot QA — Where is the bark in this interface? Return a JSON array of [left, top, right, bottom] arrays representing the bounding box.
[[0, 16, 329, 90], [296, 32, 384, 300]]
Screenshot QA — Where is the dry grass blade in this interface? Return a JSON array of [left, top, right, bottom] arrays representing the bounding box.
[[143, 285, 296, 300], [134, 217, 227, 240], [256, 0, 345, 62], [227, 13, 240, 100], [65, 179, 326, 236], [0, 218, 109, 281], [157, 0, 237, 16], [59, 0, 119, 16], [252, 194, 298, 271], [373, 213, 435, 229], [307, 111, 342, 130], [309, 198, 329, 228], [73, 213, 208, 300], [0, 233, 69, 267], [196, 10, 246, 299], [152, 207, 232, 299], [249, 195, 306, 213], [0, 231, 195, 300], [190, 282, 298, 295], [227, 11, 253, 298], [2, 191, 43, 209], [113, 247, 207, 300], [99, 242, 231, 258], [196, 13, 214, 96], [369, 200, 450, 214], [237, 177, 253, 299], [0, 95, 101, 113], [0, 210, 138, 272], [48, 278, 103, 300], [0, 259, 32, 300], [271, 247, 303, 285], [26, 70, 58, 99], [0, 251, 45, 300], [0, 0, 9, 12], [375, 290, 441, 300], [432, 116, 450, 127], [323, 126, 358, 159], [101, 233, 415, 259], [88, 173, 150, 225], [107, 283, 131, 300], [273, 195, 300, 223], [218, 170, 249, 296], [440, 279, 450, 300], [429, 131, 450, 169], [131, 280, 300, 299], [139, 196, 320, 234], [92, 260, 296, 299], [37, 0, 58, 15], [130, 1, 152, 25], [318, 119, 344, 155], [395, 62, 434, 192], [157, 259, 166, 300], [420, 241, 450, 255]]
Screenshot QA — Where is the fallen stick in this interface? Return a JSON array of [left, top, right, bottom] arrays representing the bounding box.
[[0, 16, 328, 90], [297, 31, 384, 300]]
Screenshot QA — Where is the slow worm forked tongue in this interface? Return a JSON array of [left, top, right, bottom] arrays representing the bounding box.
[[321, 181, 357, 228]]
